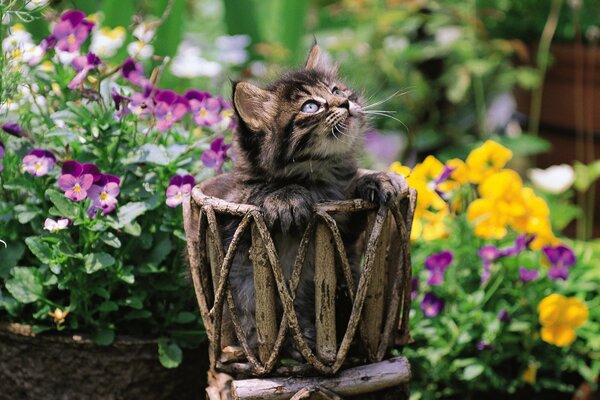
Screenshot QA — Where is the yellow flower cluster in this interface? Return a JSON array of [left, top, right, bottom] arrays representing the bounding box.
[[537, 294, 588, 347], [389, 140, 558, 247]]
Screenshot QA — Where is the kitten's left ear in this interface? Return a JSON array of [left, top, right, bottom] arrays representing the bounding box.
[[304, 42, 337, 74], [233, 81, 276, 132]]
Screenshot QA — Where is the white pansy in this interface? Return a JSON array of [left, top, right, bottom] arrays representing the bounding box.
[[90, 26, 126, 58], [2, 24, 33, 53], [435, 26, 462, 46], [127, 41, 154, 60], [44, 218, 69, 232], [528, 164, 575, 194], [171, 42, 222, 78], [21, 43, 44, 65], [25, 0, 50, 10], [133, 23, 155, 43], [215, 35, 250, 65], [54, 49, 79, 65]]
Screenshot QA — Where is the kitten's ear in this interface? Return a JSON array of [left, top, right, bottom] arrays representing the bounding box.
[[304, 43, 337, 74], [233, 81, 276, 132]]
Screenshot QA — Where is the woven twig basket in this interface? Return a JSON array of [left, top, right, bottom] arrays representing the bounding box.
[[183, 170, 416, 398]]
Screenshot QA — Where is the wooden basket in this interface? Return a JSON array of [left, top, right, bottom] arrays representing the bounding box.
[[182, 171, 416, 399]]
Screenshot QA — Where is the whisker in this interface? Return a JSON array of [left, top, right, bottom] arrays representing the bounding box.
[[363, 88, 413, 110]]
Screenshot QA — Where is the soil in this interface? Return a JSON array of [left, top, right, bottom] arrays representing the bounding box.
[[0, 323, 209, 400]]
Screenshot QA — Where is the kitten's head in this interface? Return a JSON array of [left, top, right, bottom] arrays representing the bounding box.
[[232, 44, 366, 180]]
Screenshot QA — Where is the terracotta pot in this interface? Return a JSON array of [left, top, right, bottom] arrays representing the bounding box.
[[0, 323, 209, 400]]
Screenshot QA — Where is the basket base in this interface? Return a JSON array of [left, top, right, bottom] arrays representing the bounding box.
[[206, 356, 410, 400]]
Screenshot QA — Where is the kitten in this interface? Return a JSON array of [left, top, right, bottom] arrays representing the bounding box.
[[222, 43, 405, 358]]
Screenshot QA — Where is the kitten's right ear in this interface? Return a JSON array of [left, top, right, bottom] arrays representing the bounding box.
[[233, 81, 276, 132]]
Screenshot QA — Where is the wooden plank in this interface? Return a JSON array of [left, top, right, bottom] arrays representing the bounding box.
[[231, 356, 411, 400], [314, 222, 337, 364], [251, 223, 278, 365], [361, 211, 390, 360]]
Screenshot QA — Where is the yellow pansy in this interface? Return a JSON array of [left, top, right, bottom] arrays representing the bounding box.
[[388, 161, 411, 178], [537, 294, 588, 347], [48, 308, 70, 325], [522, 364, 538, 384], [409, 155, 444, 183], [447, 158, 469, 185], [466, 140, 513, 184]]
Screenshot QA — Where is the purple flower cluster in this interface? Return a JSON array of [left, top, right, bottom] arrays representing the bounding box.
[[23, 149, 56, 176], [201, 137, 232, 174], [57, 161, 120, 217], [165, 174, 195, 208], [418, 250, 454, 318], [542, 244, 576, 281], [68, 52, 101, 89], [44, 10, 94, 53], [478, 235, 533, 283]]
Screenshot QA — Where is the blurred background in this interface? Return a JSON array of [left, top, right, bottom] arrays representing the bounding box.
[[14, 0, 600, 238]]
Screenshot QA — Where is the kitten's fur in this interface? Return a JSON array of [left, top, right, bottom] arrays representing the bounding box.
[[220, 44, 404, 356]]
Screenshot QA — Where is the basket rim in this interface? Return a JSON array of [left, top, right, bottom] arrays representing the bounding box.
[[192, 172, 386, 215]]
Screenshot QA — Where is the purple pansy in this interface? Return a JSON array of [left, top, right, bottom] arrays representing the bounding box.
[[410, 276, 419, 300], [0, 141, 4, 173], [186, 90, 222, 128], [68, 52, 101, 89], [57, 160, 100, 201], [87, 174, 121, 217], [497, 309, 511, 324], [501, 235, 533, 257], [478, 244, 502, 267], [201, 137, 232, 174], [543, 244, 576, 281], [153, 90, 189, 131], [424, 250, 453, 286], [165, 174, 195, 208], [421, 292, 444, 318], [52, 10, 94, 52], [122, 58, 151, 89], [22, 149, 56, 176], [129, 85, 154, 116], [2, 122, 23, 137], [519, 267, 540, 283]]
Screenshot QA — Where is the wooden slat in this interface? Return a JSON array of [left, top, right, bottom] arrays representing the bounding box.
[[314, 222, 337, 364], [250, 223, 278, 365]]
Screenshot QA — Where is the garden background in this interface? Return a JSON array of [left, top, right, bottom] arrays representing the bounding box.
[[0, 0, 599, 399]]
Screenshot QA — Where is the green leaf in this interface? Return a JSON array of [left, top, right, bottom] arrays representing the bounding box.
[[175, 312, 197, 324], [574, 160, 600, 192], [497, 134, 550, 156], [102, 0, 135, 27], [98, 301, 119, 312], [84, 252, 116, 274], [25, 236, 53, 264], [91, 328, 115, 346], [153, 0, 185, 58], [115, 202, 148, 229], [46, 189, 79, 219], [101, 232, 122, 248], [15, 205, 40, 224], [462, 364, 485, 381], [158, 338, 183, 369], [5, 267, 43, 303], [0, 243, 25, 279], [123, 144, 170, 166]]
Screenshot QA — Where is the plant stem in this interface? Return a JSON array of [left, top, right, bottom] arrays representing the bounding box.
[[529, 0, 562, 136]]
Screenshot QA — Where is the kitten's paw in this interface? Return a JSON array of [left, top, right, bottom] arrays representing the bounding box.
[[355, 172, 408, 206], [262, 185, 314, 232]]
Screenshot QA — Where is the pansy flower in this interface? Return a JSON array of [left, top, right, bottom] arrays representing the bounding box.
[[129, 85, 154, 116], [51, 10, 94, 53], [538, 294, 588, 347], [48, 308, 70, 324], [543, 244, 576, 281], [165, 174, 195, 208], [87, 174, 121, 217], [44, 217, 69, 232], [201, 137, 232, 174], [519, 267, 540, 283], [67, 52, 101, 89], [153, 90, 189, 131], [22, 149, 56, 176], [497, 309, 511, 324], [186, 90, 222, 128], [57, 160, 100, 201], [421, 292, 444, 318], [122, 58, 151, 89], [2, 122, 22, 137], [424, 250, 453, 286]]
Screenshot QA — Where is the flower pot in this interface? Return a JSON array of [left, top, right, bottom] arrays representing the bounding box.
[[183, 171, 417, 399], [0, 323, 209, 400]]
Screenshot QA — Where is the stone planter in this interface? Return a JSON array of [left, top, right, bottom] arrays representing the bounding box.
[[0, 323, 209, 400]]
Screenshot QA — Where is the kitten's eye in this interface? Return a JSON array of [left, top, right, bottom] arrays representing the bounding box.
[[332, 87, 347, 97], [301, 101, 320, 113]]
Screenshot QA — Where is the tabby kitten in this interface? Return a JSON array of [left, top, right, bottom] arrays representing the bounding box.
[[224, 43, 405, 356]]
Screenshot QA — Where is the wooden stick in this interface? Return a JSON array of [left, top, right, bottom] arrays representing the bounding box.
[[231, 356, 411, 400], [251, 223, 278, 365], [314, 222, 337, 365]]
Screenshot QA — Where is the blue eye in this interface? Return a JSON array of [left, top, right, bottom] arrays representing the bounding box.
[[301, 101, 319, 113], [332, 87, 346, 97]]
